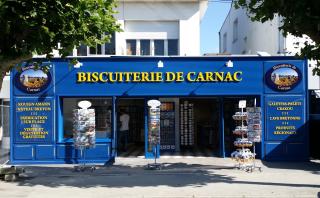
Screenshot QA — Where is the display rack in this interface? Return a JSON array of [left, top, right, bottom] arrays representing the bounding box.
[[146, 102, 162, 170], [73, 108, 96, 172], [231, 102, 254, 171], [247, 104, 262, 172], [231, 100, 262, 172], [180, 101, 194, 147], [160, 102, 175, 151]]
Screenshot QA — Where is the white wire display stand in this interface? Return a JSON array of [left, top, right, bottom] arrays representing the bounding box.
[[247, 100, 262, 172], [231, 100, 262, 172], [146, 145, 162, 170], [74, 145, 96, 172], [73, 101, 96, 172], [146, 100, 162, 170]]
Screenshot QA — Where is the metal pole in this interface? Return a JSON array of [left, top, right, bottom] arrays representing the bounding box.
[[112, 96, 117, 157], [219, 97, 225, 158]]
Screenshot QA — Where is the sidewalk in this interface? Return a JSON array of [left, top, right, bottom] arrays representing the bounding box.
[[0, 157, 319, 198]]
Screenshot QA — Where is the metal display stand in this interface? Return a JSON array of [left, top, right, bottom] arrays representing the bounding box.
[[146, 100, 162, 170], [73, 101, 96, 172], [231, 100, 262, 172], [74, 145, 96, 172], [246, 99, 262, 172], [249, 142, 262, 172], [147, 145, 162, 170]]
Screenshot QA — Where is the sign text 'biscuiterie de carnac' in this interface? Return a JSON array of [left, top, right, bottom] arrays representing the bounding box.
[[76, 71, 243, 83]]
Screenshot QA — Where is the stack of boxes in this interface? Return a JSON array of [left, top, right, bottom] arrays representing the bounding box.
[[180, 101, 194, 146]]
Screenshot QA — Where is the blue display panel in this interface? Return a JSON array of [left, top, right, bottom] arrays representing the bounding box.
[[265, 95, 306, 141], [14, 97, 54, 144], [265, 95, 308, 160]]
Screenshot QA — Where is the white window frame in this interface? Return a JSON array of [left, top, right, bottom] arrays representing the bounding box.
[[75, 33, 116, 56], [125, 39, 177, 56]]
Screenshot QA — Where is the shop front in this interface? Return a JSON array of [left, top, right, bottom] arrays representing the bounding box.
[[10, 56, 309, 164]]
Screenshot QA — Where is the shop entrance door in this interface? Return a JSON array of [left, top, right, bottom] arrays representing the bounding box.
[[116, 98, 145, 157], [178, 98, 221, 157]]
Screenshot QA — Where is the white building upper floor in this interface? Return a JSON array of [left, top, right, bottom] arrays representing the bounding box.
[[60, 0, 208, 57]]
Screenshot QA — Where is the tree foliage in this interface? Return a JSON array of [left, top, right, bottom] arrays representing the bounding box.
[[234, 0, 320, 75], [0, 0, 121, 87]]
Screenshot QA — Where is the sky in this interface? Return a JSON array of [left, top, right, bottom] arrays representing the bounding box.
[[200, 1, 232, 55], [21, 69, 47, 78], [272, 68, 298, 77]]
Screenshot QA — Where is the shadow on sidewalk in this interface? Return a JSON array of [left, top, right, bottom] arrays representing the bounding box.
[[262, 160, 320, 175], [9, 162, 320, 189]]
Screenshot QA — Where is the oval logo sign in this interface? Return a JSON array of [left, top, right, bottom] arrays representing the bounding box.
[[15, 66, 52, 94], [266, 63, 301, 92]]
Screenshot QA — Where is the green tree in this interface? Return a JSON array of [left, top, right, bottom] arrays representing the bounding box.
[[0, 0, 121, 88], [234, 0, 320, 75]]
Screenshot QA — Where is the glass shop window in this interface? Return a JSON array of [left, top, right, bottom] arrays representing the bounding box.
[[140, 40, 151, 55], [168, 39, 178, 55], [126, 40, 136, 55], [63, 98, 112, 139]]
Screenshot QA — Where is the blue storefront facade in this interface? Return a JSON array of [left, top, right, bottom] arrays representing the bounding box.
[[10, 56, 309, 164]]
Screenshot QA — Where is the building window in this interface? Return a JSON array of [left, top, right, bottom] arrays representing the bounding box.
[[89, 34, 102, 55], [77, 45, 87, 56], [105, 33, 116, 55], [63, 98, 112, 140], [76, 33, 116, 56], [223, 33, 227, 53], [126, 39, 178, 56], [168, 39, 178, 56], [126, 40, 136, 55], [233, 19, 238, 43], [140, 40, 151, 56], [89, 44, 102, 55], [154, 40, 165, 55]]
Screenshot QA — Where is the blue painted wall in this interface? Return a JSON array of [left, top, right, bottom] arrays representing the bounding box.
[[10, 56, 308, 164]]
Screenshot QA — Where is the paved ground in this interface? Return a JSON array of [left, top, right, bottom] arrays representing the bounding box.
[[1, 157, 320, 198]]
